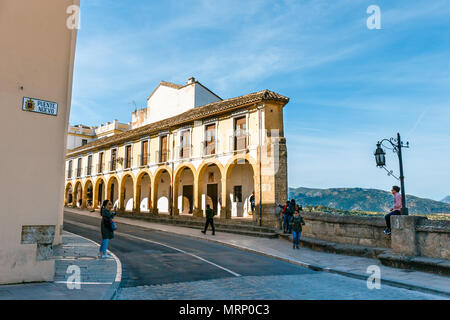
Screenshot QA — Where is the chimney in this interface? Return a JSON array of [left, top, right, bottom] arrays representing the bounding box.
[[186, 77, 195, 85]]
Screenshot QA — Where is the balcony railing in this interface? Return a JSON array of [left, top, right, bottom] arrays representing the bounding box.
[[67, 169, 72, 179], [124, 156, 133, 169], [76, 168, 82, 177], [155, 150, 170, 163], [109, 159, 117, 172], [230, 132, 250, 152], [97, 163, 104, 174], [201, 140, 218, 156], [178, 144, 192, 160], [138, 154, 149, 166], [85, 166, 93, 176]]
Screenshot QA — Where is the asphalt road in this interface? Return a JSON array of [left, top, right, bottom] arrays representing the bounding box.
[[63, 211, 314, 288]]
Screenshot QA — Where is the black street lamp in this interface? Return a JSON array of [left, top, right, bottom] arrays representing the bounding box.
[[374, 132, 410, 215]]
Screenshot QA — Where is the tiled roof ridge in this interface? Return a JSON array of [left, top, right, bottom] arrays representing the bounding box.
[[67, 89, 289, 156], [159, 80, 184, 89]]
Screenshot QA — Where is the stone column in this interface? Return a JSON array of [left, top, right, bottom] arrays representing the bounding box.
[[220, 177, 229, 219], [134, 181, 141, 214], [258, 135, 287, 229], [391, 216, 427, 256], [193, 178, 203, 217]]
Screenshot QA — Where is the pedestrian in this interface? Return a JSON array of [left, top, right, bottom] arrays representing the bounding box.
[[201, 204, 215, 235], [287, 199, 298, 233], [98, 199, 116, 258], [282, 200, 290, 233], [384, 186, 402, 235], [250, 191, 256, 214], [291, 210, 306, 249]]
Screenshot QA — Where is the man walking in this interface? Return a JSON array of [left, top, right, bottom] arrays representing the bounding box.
[[201, 204, 215, 235], [384, 186, 402, 235], [250, 191, 256, 214]]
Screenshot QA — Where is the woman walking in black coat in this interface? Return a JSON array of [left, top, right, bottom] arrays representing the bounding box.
[[98, 200, 116, 259]]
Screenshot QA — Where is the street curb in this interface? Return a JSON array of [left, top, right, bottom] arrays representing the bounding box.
[[64, 231, 123, 300], [65, 209, 450, 298]]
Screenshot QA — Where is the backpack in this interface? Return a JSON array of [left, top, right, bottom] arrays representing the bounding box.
[[286, 202, 296, 216]]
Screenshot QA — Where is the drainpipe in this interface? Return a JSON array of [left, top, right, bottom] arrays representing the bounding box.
[[258, 104, 264, 227]]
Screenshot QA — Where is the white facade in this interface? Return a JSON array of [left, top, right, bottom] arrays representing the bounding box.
[[134, 78, 222, 127]]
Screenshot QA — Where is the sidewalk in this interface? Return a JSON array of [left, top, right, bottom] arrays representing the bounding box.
[[66, 208, 450, 298], [0, 231, 121, 300]]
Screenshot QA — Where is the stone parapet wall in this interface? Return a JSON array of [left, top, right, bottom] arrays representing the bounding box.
[[300, 212, 450, 260], [301, 212, 390, 248], [407, 218, 449, 259]]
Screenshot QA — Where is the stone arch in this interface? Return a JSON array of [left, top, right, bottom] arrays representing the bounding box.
[[82, 178, 94, 209], [64, 181, 73, 206], [224, 154, 258, 179], [197, 160, 225, 217], [152, 166, 172, 214], [93, 176, 107, 209], [224, 155, 258, 219], [73, 180, 83, 208], [136, 169, 153, 213], [120, 172, 136, 211], [173, 164, 197, 215], [106, 174, 120, 209]]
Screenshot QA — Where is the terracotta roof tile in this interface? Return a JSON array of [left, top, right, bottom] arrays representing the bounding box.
[[67, 89, 289, 156]]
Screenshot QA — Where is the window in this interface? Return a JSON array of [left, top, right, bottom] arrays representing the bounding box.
[[204, 124, 216, 155], [82, 139, 88, 146], [234, 186, 242, 202], [234, 116, 247, 150], [141, 140, 149, 166], [98, 152, 104, 173], [180, 130, 190, 159], [77, 158, 82, 177], [87, 155, 92, 176], [125, 145, 132, 169], [160, 135, 168, 162], [110, 149, 117, 171], [67, 160, 72, 179]]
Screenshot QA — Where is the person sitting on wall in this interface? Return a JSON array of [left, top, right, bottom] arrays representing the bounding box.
[[201, 204, 215, 236], [384, 185, 402, 235]]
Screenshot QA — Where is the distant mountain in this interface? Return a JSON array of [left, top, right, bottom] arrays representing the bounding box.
[[442, 196, 450, 204], [289, 187, 450, 214]]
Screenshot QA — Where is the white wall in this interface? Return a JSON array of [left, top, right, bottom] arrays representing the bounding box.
[[228, 163, 255, 218], [157, 171, 170, 213], [140, 175, 151, 212], [146, 82, 221, 125]]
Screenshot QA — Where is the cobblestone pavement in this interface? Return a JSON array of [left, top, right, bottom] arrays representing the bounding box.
[[115, 273, 446, 300], [0, 232, 120, 300], [53, 232, 118, 284]]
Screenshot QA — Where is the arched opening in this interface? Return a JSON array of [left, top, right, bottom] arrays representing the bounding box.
[[65, 183, 73, 206], [84, 180, 94, 209], [137, 172, 151, 213], [226, 159, 255, 218], [107, 176, 119, 209], [94, 177, 106, 209], [154, 169, 171, 214], [198, 163, 222, 217], [73, 181, 83, 208], [121, 174, 134, 212], [175, 167, 195, 215]]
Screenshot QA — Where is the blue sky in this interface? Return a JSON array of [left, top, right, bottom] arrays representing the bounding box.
[[70, 0, 450, 201]]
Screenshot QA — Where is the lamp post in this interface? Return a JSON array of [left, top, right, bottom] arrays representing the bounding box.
[[374, 132, 409, 215]]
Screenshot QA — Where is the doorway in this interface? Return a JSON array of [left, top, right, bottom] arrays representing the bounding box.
[[182, 185, 193, 214], [206, 183, 218, 215]]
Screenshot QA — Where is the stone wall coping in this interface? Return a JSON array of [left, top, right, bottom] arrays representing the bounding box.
[[301, 211, 386, 227], [416, 226, 450, 234]]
